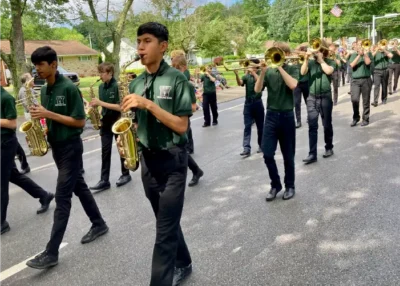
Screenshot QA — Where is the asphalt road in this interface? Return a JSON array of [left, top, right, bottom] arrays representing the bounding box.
[[2, 83, 400, 286]]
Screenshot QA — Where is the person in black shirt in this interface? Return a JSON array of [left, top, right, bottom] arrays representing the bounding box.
[[90, 63, 132, 192]]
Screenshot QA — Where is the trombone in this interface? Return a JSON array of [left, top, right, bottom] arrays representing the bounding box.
[[216, 58, 262, 71], [361, 39, 372, 51], [378, 39, 387, 51]]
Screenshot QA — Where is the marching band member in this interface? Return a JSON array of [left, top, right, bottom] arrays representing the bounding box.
[[89, 62, 132, 192], [293, 45, 309, 128], [201, 65, 219, 127], [348, 40, 373, 127], [329, 43, 342, 105], [371, 42, 393, 106], [254, 42, 298, 201], [121, 22, 193, 285], [301, 39, 335, 164], [389, 39, 400, 94], [171, 55, 204, 187], [1, 86, 54, 235], [339, 47, 348, 86], [234, 60, 264, 157], [26, 46, 108, 269]]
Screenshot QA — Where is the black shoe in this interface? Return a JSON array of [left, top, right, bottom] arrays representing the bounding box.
[[371, 102, 378, 107], [266, 187, 282, 202], [212, 121, 218, 126], [283, 188, 295, 200], [116, 174, 132, 187], [360, 121, 369, 127], [256, 147, 263, 154], [389, 91, 393, 95], [202, 124, 210, 128], [350, 119, 360, 127], [20, 166, 31, 175], [348, 92, 351, 95], [1, 221, 10, 235], [90, 180, 111, 191], [80, 169, 85, 175], [296, 122, 302, 128], [188, 170, 204, 187], [240, 150, 251, 157], [26, 251, 58, 269], [172, 264, 193, 286], [37, 192, 55, 214], [81, 224, 109, 244], [187, 149, 194, 155], [382, 99, 387, 105], [322, 149, 334, 158], [303, 155, 317, 164]]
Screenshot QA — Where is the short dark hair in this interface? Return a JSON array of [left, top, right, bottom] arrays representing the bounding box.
[[249, 58, 260, 64], [31, 46, 58, 65], [137, 22, 169, 42], [98, 62, 114, 75]]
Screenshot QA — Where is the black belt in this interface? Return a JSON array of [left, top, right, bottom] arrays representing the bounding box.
[[245, 98, 262, 104]]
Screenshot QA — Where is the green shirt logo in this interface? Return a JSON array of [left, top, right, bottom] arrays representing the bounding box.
[[159, 86, 172, 99], [55, 95, 66, 107]]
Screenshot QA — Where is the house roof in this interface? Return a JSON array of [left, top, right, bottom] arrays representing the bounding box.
[[0, 40, 99, 56]]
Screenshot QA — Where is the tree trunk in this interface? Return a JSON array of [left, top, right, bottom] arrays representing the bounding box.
[[9, 0, 28, 97]]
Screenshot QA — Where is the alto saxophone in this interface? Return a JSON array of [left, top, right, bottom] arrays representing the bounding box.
[[112, 55, 141, 171], [87, 79, 102, 130], [19, 78, 49, 156]]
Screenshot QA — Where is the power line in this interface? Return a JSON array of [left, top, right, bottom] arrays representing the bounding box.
[[251, 0, 377, 19]]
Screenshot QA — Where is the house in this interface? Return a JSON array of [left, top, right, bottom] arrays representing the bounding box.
[[0, 40, 99, 77]]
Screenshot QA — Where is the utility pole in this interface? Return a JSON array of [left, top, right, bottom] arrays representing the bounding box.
[[307, 0, 310, 42], [320, 0, 323, 38]]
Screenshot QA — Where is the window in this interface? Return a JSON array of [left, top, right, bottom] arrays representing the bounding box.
[[79, 56, 92, 61]]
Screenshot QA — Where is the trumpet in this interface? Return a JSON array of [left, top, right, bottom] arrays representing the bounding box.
[[309, 38, 329, 53], [378, 39, 388, 51], [361, 39, 372, 51], [265, 47, 301, 68]]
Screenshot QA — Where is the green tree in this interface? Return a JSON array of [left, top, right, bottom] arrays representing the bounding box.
[[246, 26, 268, 54]]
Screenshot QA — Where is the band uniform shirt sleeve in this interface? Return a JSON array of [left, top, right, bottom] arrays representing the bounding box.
[[241, 75, 247, 87], [200, 74, 205, 82], [391, 49, 400, 63], [373, 51, 389, 69], [1, 87, 17, 135]]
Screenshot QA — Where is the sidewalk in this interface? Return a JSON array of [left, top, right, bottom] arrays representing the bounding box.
[[17, 87, 245, 154]]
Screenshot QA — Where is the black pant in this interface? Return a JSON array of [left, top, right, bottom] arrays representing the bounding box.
[[100, 130, 129, 182], [373, 69, 389, 104], [393, 63, 400, 91], [351, 77, 372, 122], [188, 155, 200, 175], [46, 138, 105, 256], [388, 65, 394, 93], [186, 120, 194, 153], [203, 91, 218, 125], [262, 110, 295, 189], [243, 99, 265, 152], [1, 135, 48, 224], [141, 147, 192, 286], [294, 81, 309, 123], [16, 140, 29, 170], [331, 71, 339, 104], [341, 68, 347, 86], [307, 94, 334, 156]]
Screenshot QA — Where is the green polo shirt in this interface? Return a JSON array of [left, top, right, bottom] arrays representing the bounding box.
[[1, 87, 17, 135], [262, 64, 299, 111], [349, 52, 372, 79], [391, 49, 400, 64], [183, 69, 190, 81], [294, 63, 308, 83], [40, 73, 86, 143], [373, 52, 389, 70], [201, 73, 216, 93], [242, 73, 262, 100], [307, 59, 336, 96], [99, 77, 120, 122], [129, 60, 192, 150]]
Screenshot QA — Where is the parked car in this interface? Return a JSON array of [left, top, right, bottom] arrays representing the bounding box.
[[32, 66, 80, 89]]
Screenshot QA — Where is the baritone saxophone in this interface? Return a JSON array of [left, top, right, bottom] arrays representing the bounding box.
[[19, 78, 49, 156], [112, 55, 141, 171], [87, 79, 102, 130]]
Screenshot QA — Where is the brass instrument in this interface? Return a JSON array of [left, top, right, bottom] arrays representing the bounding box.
[[309, 38, 329, 53], [361, 39, 372, 51], [378, 39, 388, 50], [111, 54, 141, 171], [87, 79, 102, 130], [200, 65, 207, 72], [19, 78, 48, 156], [218, 58, 262, 71], [264, 47, 301, 68]]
